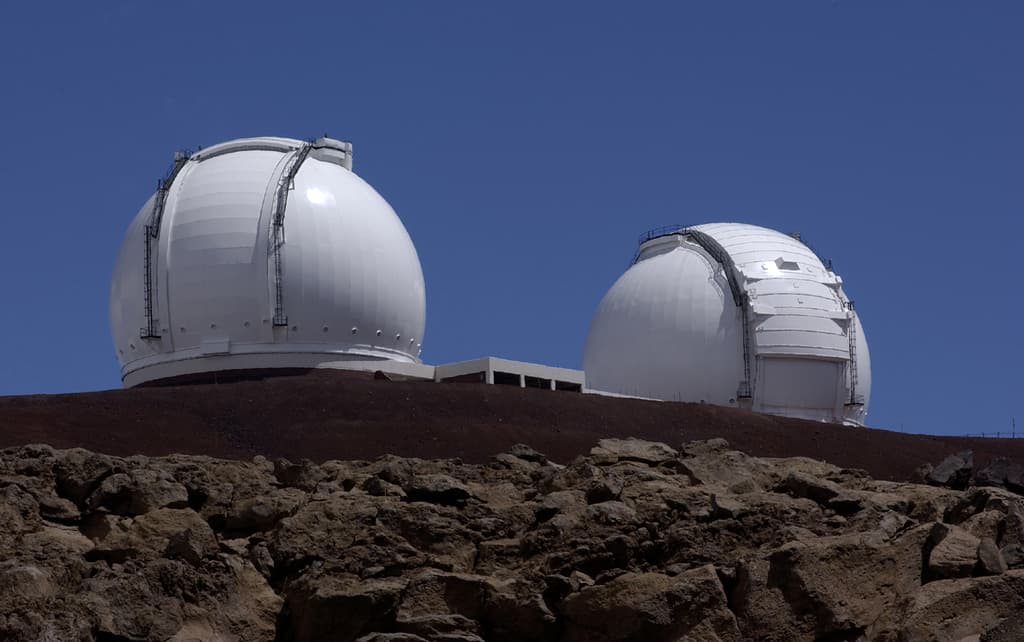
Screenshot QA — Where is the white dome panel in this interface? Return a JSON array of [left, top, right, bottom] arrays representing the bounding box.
[[110, 136, 426, 386], [583, 222, 871, 425], [582, 240, 744, 404]]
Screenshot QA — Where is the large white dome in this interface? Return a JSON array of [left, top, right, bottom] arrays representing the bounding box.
[[583, 223, 871, 425], [110, 136, 426, 386]]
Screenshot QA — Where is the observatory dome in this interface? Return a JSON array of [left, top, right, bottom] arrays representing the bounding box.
[[110, 136, 426, 387], [583, 223, 870, 425]]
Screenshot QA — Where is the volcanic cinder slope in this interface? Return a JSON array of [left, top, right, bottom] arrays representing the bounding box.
[[2, 370, 1023, 481]]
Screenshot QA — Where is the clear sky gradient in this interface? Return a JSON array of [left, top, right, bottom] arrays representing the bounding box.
[[1, 2, 1020, 436]]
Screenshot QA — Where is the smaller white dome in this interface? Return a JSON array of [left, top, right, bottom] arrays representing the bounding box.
[[583, 223, 871, 425], [110, 136, 426, 386]]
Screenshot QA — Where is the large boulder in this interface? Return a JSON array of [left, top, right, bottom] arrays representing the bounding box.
[[285, 573, 406, 642], [926, 450, 974, 490], [86, 469, 189, 516], [225, 487, 306, 532], [926, 523, 981, 581], [974, 457, 1024, 494], [560, 566, 740, 641], [763, 526, 931, 639], [403, 474, 473, 506], [88, 508, 217, 564], [899, 570, 1024, 641], [590, 439, 679, 467]]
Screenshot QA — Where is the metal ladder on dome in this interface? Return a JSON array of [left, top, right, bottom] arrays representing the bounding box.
[[270, 142, 314, 327], [845, 301, 864, 406], [141, 151, 191, 339]]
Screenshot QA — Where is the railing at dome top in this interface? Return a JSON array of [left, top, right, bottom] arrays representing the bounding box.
[[633, 225, 835, 270]]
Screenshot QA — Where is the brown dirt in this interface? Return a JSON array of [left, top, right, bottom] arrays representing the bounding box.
[[2, 369, 1021, 481]]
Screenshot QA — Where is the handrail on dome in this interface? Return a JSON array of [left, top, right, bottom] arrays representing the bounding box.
[[637, 224, 689, 246], [270, 142, 315, 326], [141, 150, 192, 340]]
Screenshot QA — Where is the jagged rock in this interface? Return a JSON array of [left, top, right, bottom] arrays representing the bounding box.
[[947, 486, 1024, 525], [0, 564, 54, 599], [590, 438, 679, 466], [274, 458, 325, 491], [927, 450, 974, 490], [983, 610, 1024, 641], [899, 571, 1024, 641], [269, 494, 383, 572], [363, 476, 407, 498], [678, 444, 775, 491], [974, 457, 1024, 493], [475, 538, 521, 574], [505, 443, 548, 464], [89, 507, 217, 563], [398, 570, 491, 621], [962, 509, 1005, 541], [285, 573, 406, 642], [927, 523, 981, 581], [2, 442, 1024, 642], [52, 448, 119, 506], [1002, 544, 1024, 569], [536, 489, 585, 522], [585, 500, 637, 525], [24, 523, 94, 555], [0, 483, 41, 534], [226, 487, 306, 532], [584, 475, 624, 504], [866, 479, 962, 522], [482, 578, 558, 642], [911, 462, 933, 483], [764, 526, 932, 638], [404, 474, 473, 506], [561, 566, 740, 641], [396, 614, 483, 640], [394, 571, 556, 642], [377, 458, 415, 486], [977, 537, 1007, 575], [775, 470, 864, 515], [1000, 503, 1024, 547], [87, 468, 189, 516], [680, 437, 731, 457]]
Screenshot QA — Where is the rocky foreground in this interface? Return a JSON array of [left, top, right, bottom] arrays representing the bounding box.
[[2, 439, 1024, 641]]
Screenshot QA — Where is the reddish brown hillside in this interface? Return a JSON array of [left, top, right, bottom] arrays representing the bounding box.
[[2, 370, 1022, 481]]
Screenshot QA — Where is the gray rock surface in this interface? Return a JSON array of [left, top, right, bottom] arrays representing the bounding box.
[[1, 439, 1023, 641], [975, 457, 1024, 494], [926, 449, 974, 489]]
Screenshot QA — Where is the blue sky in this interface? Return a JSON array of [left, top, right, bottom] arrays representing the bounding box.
[[0, 2, 1020, 436]]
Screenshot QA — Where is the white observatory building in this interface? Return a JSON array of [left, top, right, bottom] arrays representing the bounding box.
[[110, 136, 426, 387], [583, 223, 870, 425]]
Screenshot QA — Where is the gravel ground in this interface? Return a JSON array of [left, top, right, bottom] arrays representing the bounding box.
[[2, 370, 1021, 481]]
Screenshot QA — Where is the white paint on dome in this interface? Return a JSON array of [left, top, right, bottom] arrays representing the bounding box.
[[583, 222, 871, 425], [110, 136, 425, 386]]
